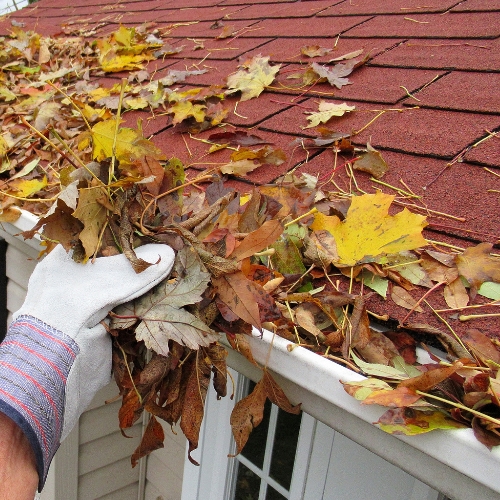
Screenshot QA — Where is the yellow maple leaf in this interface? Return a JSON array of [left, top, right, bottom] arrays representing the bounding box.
[[226, 55, 281, 101], [91, 119, 166, 165], [168, 101, 206, 125], [310, 192, 427, 266], [8, 176, 48, 198]]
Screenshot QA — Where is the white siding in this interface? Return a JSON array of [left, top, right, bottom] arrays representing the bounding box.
[[145, 423, 186, 500]]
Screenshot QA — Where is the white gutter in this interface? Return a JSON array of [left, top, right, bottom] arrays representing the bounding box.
[[3, 211, 500, 500]]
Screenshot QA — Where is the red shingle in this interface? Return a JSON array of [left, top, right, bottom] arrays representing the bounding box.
[[318, 0, 459, 16], [451, 0, 500, 11], [258, 101, 500, 159], [274, 65, 445, 104], [464, 133, 500, 167], [249, 16, 371, 38], [369, 38, 500, 72], [229, 0, 336, 20], [344, 12, 500, 39], [405, 71, 500, 114]]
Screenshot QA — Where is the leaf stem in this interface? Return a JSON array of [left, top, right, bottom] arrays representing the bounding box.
[[284, 207, 318, 227], [400, 281, 446, 325], [116, 341, 142, 406], [460, 312, 500, 322]]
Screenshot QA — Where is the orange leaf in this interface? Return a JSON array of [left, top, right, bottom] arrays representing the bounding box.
[[399, 362, 463, 392], [363, 386, 421, 408], [131, 416, 165, 467], [230, 220, 283, 261]]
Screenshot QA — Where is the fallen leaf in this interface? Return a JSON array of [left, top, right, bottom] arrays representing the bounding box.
[[310, 56, 367, 89], [443, 277, 469, 309], [351, 351, 409, 380], [227, 55, 281, 101], [72, 186, 108, 258], [353, 146, 388, 179], [391, 286, 423, 312], [207, 130, 272, 147], [456, 242, 500, 297], [376, 408, 465, 436], [300, 45, 333, 58], [329, 49, 364, 62], [230, 220, 283, 261], [304, 101, 355, 128], [399, 361, 463, 392], [363, 386, 421, 407], [342, 378, 393, 401], [180, 350, 211, 465], [462, 329, 500, 365], [311, 192, 427, 267], [262, 370, 300, 414]]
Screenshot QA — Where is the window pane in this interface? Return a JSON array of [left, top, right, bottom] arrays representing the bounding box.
[[241, 382, 272, 469], [269, 408, 302, 489], [234, 462, 261, 500], [265, 487, 287, 500]]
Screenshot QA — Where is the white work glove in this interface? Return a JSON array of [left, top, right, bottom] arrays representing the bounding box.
[[0, 244, 174, 491]]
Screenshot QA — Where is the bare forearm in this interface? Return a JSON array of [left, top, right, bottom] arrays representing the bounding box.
[[0, 412, 38, 500]]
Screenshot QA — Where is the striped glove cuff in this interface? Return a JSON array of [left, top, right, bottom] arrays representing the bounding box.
[[0, 315, 79, 491]]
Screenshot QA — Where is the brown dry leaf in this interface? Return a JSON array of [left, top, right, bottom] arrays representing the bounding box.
[[301, 45, 333, 58], [443, 277, 469, 309], [310, 55, 368, 89], [462, 329, 500, 365], [420, 253, 459, 283], [226, 333, 260, 367], [357, 330, 400, 366], [353, 146, 388, 179], [213, 271, 263, 330], [262, 370, 300, 414], [208, 344, 228, 399], [219, 159, 261, 176], [295, 303, 324, 338], [230, 220, 283, 261], [180, 350, 212, 465], [391, 286, 423, 312], [346, 296, 371, 353], [72, 187, 108, 259], [229, 378, 267, 456], [399, 361, 463, 392], [455, 242, 500, 297], [131, 415, 165, 467]]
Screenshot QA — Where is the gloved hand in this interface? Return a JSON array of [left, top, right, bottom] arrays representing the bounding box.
[[0, 244, 175, 491]]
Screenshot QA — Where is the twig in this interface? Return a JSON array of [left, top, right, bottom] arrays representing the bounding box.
[[400, 281, 445, 325]]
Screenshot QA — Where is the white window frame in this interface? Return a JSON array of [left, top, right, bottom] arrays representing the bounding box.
[[182, 369, 441, 500]]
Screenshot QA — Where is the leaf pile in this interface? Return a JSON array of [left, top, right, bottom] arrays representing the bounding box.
[[1, 25, 500, 465]]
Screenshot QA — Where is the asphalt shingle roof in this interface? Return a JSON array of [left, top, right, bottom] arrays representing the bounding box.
[[1, 0, 499, 338]]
